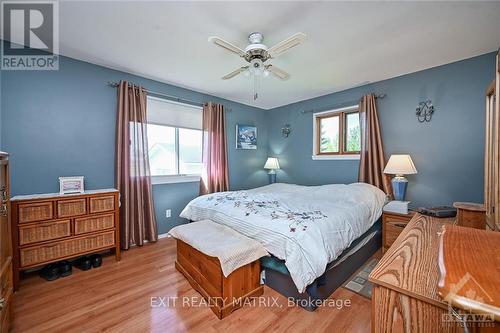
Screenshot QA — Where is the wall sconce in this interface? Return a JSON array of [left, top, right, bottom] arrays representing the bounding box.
[[415, 100, 434, 123], [281, 124, 291, 138]]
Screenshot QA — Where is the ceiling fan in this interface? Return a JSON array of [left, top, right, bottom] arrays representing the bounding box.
[[208, 32, 306, 100]]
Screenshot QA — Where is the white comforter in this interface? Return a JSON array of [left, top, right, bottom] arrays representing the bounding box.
[[180, 182, 386, 293]]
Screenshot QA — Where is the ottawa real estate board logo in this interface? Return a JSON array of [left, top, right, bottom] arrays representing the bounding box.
[[1, 0, 59, 70]]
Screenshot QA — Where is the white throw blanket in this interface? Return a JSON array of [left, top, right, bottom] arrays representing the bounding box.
[[180, 183, 386, 293], [169, 220, 269, 277]]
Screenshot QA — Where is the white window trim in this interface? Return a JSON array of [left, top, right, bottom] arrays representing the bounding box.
[[151, 174, 201, 185], [312, 154, 360, 160], [312, 105, 359, 160]]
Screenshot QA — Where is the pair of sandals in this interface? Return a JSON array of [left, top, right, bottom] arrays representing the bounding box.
[[39, 254, 103, 281]]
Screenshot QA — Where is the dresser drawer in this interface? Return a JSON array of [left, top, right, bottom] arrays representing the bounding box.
[[384, 220, 409, 248], [18, 201, 53, 223], [19, 220, 71, 245], [20, 231, 115, 267], [89, 195, 115, 214], [57, 198, 87, 218], [74, 213, 114, 235], [383, 214, 411, 223]]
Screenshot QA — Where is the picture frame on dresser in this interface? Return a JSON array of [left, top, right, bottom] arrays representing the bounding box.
[[10, 189, 121, 290], [59, 176, 84, 195]]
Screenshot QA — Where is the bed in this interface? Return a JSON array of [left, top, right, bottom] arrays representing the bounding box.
[[180, 182, 386, 307]]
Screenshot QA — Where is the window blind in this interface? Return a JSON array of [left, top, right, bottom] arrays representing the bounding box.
[[147, 96, 202, 130]]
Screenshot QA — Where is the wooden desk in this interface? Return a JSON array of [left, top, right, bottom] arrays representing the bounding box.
[[369, 213, 460, 332]]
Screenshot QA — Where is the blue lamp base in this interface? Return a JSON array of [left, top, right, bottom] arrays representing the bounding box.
[[392, 176, 408, 201], [268, 171, 277, 184]]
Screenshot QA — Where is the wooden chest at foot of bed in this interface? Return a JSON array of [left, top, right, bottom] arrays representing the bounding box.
[[175, 239, 264, 319]]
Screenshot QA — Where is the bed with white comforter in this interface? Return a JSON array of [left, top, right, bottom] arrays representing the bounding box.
[[179, 182, 386, 293]]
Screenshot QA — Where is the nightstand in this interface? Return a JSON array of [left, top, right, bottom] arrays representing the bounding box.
[[382, 210, 416, 253]]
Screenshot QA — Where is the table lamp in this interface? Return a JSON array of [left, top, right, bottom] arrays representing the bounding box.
[[264, 157, 280, 183], [383, 154, 417, 201]]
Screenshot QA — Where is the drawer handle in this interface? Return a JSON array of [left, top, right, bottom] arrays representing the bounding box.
[[0, 297, 4, 310], [394, 223, 407, 228]]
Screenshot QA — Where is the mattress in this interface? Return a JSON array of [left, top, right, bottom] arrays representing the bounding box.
[[260, 220, 382, 277], [180, 182, 386, 292]]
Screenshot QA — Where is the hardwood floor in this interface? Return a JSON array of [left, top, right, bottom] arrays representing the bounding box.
[[12, 238, 373, 333]]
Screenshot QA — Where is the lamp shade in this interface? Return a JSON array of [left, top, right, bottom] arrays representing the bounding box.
[[264, 157, 280, 170], [383, 154, 417, 175]]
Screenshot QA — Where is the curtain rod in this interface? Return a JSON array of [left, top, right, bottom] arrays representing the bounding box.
[[107, 81, 206, 108], [301, 93, 387, 114]]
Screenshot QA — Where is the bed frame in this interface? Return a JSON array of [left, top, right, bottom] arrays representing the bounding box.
[[261, 219, 382, 311]]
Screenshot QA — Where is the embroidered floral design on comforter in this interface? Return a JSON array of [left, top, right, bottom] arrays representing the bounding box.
[[207, 191, 327, 232]]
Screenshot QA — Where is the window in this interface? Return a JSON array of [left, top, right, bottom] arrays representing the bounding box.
[[146, 96, 203, 184], [313, 105, 361, 160]]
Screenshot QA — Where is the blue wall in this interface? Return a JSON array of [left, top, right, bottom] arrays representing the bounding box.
[[267, 52, 496, 207], [1, 44, 495, 230], [0, 51, 269, 234]]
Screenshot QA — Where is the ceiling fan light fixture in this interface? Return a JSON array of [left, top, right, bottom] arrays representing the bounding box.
[[209, 31, 306, 100], [249, 58, 264, 76]]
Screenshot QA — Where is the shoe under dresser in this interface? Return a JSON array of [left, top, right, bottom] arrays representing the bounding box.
[[10, 189, 120, 290]]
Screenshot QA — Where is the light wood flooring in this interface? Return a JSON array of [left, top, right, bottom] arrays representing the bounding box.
[[12, 238, 375, 333]]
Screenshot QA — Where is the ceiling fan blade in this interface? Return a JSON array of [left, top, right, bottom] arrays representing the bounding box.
[[208, 36, 246, 57], [267, 32, 306, 58], [266, 65, 290, 80], [222, 66, 249, 80]]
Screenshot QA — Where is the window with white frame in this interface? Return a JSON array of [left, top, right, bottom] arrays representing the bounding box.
[[146, 96, 203, 183], [312, 105, 361, 160]]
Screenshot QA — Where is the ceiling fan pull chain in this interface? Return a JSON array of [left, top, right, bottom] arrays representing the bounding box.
[[253, 73, 261, 100]]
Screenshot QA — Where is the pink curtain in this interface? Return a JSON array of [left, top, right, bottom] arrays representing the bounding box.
[[115, 80, 158, 249], [358, 94, 393, 197], [200, 103, 229, 194]]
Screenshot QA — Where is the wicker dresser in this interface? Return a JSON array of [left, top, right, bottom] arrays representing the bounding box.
[[11, 189, 120, 290]]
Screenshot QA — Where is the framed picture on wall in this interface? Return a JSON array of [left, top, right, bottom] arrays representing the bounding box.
[[236, 124, 257, 150], [59, 176, 85, 195]]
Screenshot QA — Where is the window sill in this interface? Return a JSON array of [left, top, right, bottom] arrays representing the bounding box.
[[312, 154, 360, 160], [151, 175, 201, 185]]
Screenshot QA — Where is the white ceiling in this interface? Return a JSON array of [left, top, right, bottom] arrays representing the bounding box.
[[8, 1, 500, 109]]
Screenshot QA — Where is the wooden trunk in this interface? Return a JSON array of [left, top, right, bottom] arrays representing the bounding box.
[[11, 189, 121, 290], [175, 239, 263, 319]]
